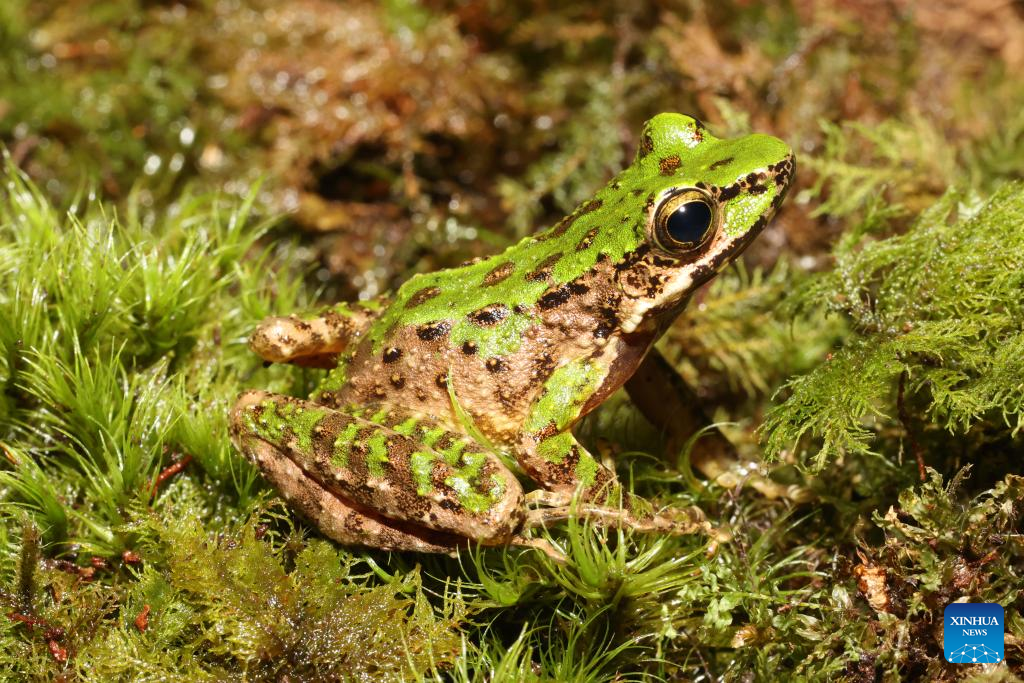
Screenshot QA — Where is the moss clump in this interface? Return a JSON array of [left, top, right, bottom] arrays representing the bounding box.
[[763, 184, 1024, 471]]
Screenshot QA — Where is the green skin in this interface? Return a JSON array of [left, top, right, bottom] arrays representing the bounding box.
[[230, 113, 794, 553]]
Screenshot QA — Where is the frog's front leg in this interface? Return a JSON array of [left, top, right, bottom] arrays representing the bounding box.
[[249, 302, 378, 369], [625, 347, 807, 500], [514, 358, 701, 535], [230, 390, 526, 550]]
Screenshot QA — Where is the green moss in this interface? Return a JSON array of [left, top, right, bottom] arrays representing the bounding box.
[[762, 184, 1024, 469]]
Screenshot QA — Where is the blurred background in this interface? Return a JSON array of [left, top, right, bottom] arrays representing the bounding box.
[[3, 0, 1021, 293]]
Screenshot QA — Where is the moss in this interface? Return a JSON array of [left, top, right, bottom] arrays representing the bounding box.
[[762, 184, 1024, 470]]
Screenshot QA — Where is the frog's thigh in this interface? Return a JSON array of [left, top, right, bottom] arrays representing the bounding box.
[[625, 347, 796, 500], [230, 391, 525, 544], [240, 432, 463, 553]]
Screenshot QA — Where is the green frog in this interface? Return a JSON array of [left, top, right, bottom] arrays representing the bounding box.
[[230, 113, 794, 553]]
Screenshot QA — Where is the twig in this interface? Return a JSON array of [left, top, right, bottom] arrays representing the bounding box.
[[897, 371, 926, 481]]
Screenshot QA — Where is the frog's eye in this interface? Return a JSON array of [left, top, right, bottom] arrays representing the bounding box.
[[652, 190, 718, 256]]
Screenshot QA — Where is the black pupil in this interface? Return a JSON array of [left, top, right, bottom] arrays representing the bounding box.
[[666, 201, 712, 245]]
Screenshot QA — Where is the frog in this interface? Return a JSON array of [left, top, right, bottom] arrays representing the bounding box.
[[230, 113, 795, 554]]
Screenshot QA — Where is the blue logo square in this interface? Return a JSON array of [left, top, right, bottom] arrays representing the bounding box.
[[944, 603, 1004, 664]]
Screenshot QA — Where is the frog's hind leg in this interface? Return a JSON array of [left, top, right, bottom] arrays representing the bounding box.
[[625, 347, 808, 501], [240, 429, 465, 553], [230, 390, 526, 548], [248, 302, 379, 368]]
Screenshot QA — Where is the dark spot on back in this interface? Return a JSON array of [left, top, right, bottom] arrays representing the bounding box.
[[639, 132, 654, 157], [482, 262, 516, 286], [417, 321, 451, 341], [659, 155, 682, 175], [485, 357, 507, 373], [531, 352, 557, 385], [435, 372, 449, 389], [719, 184, 741, 201], [382, 347, 402, 363], [389, 374, 405, 389], [406, 286, 441, 309], [576, 227, 599, 251], [461, 340, 478, 355], [709, 157, 733, 170], [527, 252, 563, 282], [468, 303, 509, 327], [538, 285, 571, 310], [749, 184, 768, 195], [536, 216, 572, 242], [614, 243, 651, 272]]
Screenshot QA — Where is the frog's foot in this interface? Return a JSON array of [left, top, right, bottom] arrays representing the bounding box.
[[249, 302, 378, 368], [693, 448, 813, 503], [523, 499, 711, 537], [625, 347, 812, 502], [230, 390, 526, 550]]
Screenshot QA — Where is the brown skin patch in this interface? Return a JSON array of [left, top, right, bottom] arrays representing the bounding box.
[[531, 352, 557, 384], [405, 286, 441, 309], [659, 155, 682, 175], [617, 264, 658, 299], [482, 262, 515, 286], [593, 306, 620, 339]]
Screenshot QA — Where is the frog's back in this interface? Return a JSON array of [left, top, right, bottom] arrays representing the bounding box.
[[322, 112, 794, 442]]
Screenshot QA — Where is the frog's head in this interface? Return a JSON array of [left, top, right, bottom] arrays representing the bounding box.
[[603, 113, 794, 333]]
